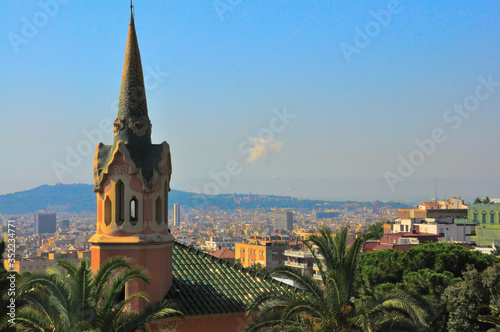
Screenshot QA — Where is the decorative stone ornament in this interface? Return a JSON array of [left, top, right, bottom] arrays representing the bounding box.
[[128, 115, 151, 136], [113, 116, 126, 136]]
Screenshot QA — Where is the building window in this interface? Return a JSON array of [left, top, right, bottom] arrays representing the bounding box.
[[130, 198, 138, 225], [473, 211, 478, 223], [491, 213, 496, 224], [482, 212, 487, 223], [104, 196, 112, 226], [156, 197, 162, 225]]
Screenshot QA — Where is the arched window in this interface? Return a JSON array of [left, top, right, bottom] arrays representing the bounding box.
[[473, 211, 478, 223], [104, 196, 112, 226], [130, 198, 138, 225], [155, 197, 162, 224], [116, 180, 125, 225], [491, 212, 496, 223]]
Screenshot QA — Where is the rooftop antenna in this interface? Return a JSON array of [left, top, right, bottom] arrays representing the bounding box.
[[434, 180, 438, 202]]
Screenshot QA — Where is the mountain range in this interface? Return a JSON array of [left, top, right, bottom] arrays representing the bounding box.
[[0, 184, 408, 215]]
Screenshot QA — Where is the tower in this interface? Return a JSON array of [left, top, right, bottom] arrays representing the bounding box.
[[89, 10, 174, 311], [273, 210, 294, 233], [34, 213, 57, 234], [173, 203, 181, 227]]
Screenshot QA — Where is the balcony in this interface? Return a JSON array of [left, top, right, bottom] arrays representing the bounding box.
[[284, 250, 313, 258], [313, 263, 325, 271], [284, 261, 307, 269]]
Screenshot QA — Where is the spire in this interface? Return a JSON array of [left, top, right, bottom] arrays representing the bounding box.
[[114, 10, 151, 146]]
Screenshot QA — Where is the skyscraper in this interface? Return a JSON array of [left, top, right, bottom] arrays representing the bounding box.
[[273, 211, 294, 233], [34, 213, 57, 234], [173, 203, 181, 227]]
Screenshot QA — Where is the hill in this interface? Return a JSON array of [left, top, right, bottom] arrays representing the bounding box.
[[0, 184, 408, 215]]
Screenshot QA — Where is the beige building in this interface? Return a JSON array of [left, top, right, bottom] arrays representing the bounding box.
[[4, 251, 91, 274], [235, 238, 289, 271]]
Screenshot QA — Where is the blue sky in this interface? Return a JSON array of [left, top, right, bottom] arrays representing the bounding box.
[[1, 1, 500, 201]]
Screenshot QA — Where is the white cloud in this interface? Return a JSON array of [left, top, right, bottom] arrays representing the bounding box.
[[246, 137, 283, 163]]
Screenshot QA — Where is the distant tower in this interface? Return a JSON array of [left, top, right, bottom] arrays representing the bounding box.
[[173, 203, 181, 227], [34, 213, 57, 234], [89, 10, 174, 312], [273, 211, 294, 233], [61, 219, 70, 229], [372, 200, 380, 214]]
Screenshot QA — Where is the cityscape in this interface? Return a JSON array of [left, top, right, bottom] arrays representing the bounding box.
[[2, 1, 500, 332]]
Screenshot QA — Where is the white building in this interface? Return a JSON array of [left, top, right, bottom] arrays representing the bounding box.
[[390, 218, 476, 244]]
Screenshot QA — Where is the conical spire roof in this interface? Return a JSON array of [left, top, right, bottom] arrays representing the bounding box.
[[113, 12, 152, 146], [94, 10, 172, 193]]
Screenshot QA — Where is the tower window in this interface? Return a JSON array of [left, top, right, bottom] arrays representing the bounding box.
[[116, 180, 125, 225], [104, 196, 112, 226], [156, 197, 162, 224], [130, 198, 138, 225]]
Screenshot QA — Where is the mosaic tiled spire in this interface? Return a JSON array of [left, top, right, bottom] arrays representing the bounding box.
[[113, 12, 152, 147], [94, 10, 171, 191]]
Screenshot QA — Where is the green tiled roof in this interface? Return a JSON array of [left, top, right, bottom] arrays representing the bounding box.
[[165, 242, 295, 316]]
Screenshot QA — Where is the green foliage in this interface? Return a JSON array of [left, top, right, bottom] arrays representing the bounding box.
[[403, 269, 455, 297], [358, 242, 499, 297], [357, 243, 500, 331], [405, 242, 497, 276], [2, 257, 183, 332], [246, 263, 269, 276], [442, 265, 500, 332], [357, 249, 406, 297], [247, 227, 428, 331], [365, 222, 385, 240], [474, 196, 494, 204]]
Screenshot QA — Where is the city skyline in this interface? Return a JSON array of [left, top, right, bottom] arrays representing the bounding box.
[[2, 1, 500, 201]]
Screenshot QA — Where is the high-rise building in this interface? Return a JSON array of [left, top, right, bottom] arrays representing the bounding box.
[[173, 203, 181, 227], [34, 213, 57, 234], [273, 211, 294, 232]]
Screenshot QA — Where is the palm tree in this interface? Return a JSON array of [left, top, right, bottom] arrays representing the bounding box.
[[246, 226, 428, 332], [9, 257, 183, 332], [352, 290, 428, 332], [478, 305, 500, 332]]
